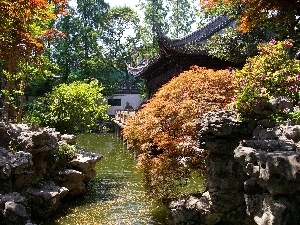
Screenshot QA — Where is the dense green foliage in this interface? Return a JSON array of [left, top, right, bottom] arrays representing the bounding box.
[[136, 0, 198, 59], [229, 39, 300, 121], [202, 27, 267, 64], [57, 143, 78, 160], [123, 67, 235, 201], [24, 80, 109, 133]]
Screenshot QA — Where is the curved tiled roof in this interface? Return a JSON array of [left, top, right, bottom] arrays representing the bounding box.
[[127, 15, 235, 77]]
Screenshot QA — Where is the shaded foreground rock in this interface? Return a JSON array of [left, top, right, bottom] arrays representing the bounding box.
[[0, 193, 29, 225], [0, 123, 103, 224], [168, 110, 300, 225], [27, 182, 68, 218]]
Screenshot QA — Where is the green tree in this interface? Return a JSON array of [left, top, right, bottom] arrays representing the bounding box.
[[201, 27, 267, 64], [50, 2, 142, 96], [101, 6, 140, 72], [25, 80, 109, 134], [75, 0, 109, 79], [136, 0, 168, 59], [166, 0, 196, 38], [136, 0, 199, 59], [50, 5, 77, 83], [51, 0, 111, 83]]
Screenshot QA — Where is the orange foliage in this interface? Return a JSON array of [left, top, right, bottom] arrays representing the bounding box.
[[0, 0, 66, 121], [123, 66, 235, 200], [200, 0, 300, 33], [0, 0, 66, 70]]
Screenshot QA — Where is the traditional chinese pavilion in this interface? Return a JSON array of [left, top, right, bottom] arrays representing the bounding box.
[[127, 15, 240, 97]]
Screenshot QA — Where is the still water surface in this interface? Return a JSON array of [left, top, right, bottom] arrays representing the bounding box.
[[43, 133, 167, 225]]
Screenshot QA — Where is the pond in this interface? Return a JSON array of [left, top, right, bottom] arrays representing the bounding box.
[[42, 133, 168, 225]]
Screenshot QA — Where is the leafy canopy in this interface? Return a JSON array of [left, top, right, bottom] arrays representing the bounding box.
[[0, 0, 66, 121], [24, 80, 109, 134], [123, 66, 235, 200], [0, 0, 66, 70], [229, 39, 300, 120], [200, 0, 300, 39]]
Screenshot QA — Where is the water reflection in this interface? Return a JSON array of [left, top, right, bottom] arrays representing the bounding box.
[[42, 133, 167, 225]]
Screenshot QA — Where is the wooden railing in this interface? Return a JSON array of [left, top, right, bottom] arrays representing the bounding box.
[[115, 109, 137, 125]]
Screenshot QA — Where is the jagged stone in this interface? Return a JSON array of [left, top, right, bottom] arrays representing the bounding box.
[[168, 195, 205, 225], [70, 149, 103, 179], [3, 201, 29, 225], [198, 110, 243, 137], [245, 194, 300, 225], [284, 125, 300, 142], [252, 125, 283, 140], [27, 182, 68, 218], [169, 110, 300, 225], [15, 130, 58, 154], [241, 139, 296, 152], [244, 178, 263, 193], [268, 97, 294, 113], [0, 123, 102, 222], [60, 134, 77, 145], [0, 192, 27, 207], [205, 155, 244, 191], [235, 146, 300, 195], [0, 192, 29, 225], [57, 169, 86, 195], [257, 119, 277, 128]]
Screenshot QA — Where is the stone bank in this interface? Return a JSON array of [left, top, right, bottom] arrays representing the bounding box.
[[0, 123, 102, 225], [168, 110, 300, 225]]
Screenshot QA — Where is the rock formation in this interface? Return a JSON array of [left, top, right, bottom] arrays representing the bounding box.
[[0, 123, 102, 225], [168, 108, 300, 225]]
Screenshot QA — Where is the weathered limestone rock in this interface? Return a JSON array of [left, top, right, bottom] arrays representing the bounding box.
[[168, 195, 204, 225], [9, 151, 33, 189], [0, 150, 33, 193], [0, 148, 13, 193], [245, 194, 300, 225], [235, 146, 300, 195], [57, 169, 86, 195], [3, 201, 29, 225], [168, 109, 300, 225], [70, 149, 103, 179], [13, 129, 58, 154], [268, 97, 294, 113], [0, 122, 10, 149], [60, 134, 77, 145], [27, 182, 68, 218], [0, 192, 29, 225], [0, 123, 103, 223], [169, 110, 254, 225], [284, 125, 300, 143]]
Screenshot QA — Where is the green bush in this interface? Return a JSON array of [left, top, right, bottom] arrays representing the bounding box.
[[24, 80, 109, 133], [57, 144, 78, 160], [230, 39, 300, 121]]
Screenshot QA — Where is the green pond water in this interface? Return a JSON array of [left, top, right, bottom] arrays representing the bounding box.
[[42, 133, 168, 225], [42, 133, 204, 225]]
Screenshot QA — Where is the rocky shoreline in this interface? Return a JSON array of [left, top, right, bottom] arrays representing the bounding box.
[[0, 123, 102, 225], [168, 109, 300, 225]]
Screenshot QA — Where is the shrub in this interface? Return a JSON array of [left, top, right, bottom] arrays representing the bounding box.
[[123, 66, 235, 201], [24, 80, 109, 133], [230, 39, 300, 121], [57, 144, 78, 160]]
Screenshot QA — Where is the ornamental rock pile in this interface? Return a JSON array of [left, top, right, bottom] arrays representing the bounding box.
[[0, 123, 102, 225], [168, 108, 300, 225]]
